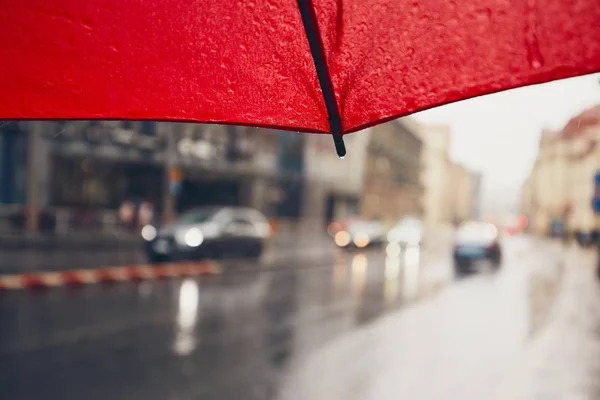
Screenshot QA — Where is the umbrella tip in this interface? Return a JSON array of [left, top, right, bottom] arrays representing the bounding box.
[[333, 134, 346, 158]]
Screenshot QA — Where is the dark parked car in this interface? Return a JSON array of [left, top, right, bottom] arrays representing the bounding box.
[[143, 206, 270, 263], [453, 221, 502, 274]]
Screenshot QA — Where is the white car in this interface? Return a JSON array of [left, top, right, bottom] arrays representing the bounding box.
[[387, 217, 423, 246]]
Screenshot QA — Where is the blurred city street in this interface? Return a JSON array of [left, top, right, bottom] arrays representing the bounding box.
[[2, 234, 600, 400], [0, 0, 599, 396], [0, 79, 599, 400]]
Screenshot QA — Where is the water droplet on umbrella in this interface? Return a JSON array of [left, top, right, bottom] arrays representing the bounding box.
[[524, 0, 545, 69], [525, 36, 544, 69], [410, 1, 419, 14], [480, 8, 492, 22]]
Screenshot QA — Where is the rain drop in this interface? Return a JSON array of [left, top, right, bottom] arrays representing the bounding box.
[[480, 7, 492, 22], [524, 0, 545, 69], [526, 36, 544, 69], [410, 1, 419, 14]]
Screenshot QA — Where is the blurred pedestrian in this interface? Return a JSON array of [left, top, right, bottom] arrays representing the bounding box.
[[138, 200, 154, 227], [119, 200, 136, 230]]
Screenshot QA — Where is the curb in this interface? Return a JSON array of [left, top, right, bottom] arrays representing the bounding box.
[[0, 261, 220, 291]]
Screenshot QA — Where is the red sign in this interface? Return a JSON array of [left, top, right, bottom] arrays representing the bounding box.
[[168, 168, 182, 184]]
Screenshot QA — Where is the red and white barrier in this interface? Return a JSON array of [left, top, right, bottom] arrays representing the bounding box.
[[0, 261, 220, 291]]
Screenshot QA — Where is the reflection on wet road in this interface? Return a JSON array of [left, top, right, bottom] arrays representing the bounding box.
[[1, 236, 600, 399]]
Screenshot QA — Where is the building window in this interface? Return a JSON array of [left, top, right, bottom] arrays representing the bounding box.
[[140, 121, 156, 135], [122, 121, 134, 130]]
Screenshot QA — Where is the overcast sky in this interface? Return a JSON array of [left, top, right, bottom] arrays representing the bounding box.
[[412, 72, 600, 215]]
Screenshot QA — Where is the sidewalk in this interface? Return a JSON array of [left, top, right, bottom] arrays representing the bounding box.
[[493, 244, 600, 399]]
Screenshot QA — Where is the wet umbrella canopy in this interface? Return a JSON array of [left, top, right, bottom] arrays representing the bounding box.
[[0, 0, 599, 155]]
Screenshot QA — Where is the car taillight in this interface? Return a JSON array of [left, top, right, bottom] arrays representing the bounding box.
[[268, 220, 278, 237]]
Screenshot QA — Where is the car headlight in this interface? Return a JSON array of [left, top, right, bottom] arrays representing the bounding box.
[[141, 225, 157, 241], [184, 228, 204, 247], [334, 231, 351, 247], [353, 232, 370, 248]]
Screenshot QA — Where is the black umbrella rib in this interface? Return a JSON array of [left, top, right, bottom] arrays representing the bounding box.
[[296, 0, 346, 157]]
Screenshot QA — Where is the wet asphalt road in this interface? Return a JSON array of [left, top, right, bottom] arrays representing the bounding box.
[[2, 235, 600, 400]]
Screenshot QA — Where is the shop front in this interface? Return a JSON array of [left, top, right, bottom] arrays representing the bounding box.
[[41, 121, 166, 231], [50, 154, 164, 210]]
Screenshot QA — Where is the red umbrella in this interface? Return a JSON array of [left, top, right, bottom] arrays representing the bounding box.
[[1, 0, 599, 156]]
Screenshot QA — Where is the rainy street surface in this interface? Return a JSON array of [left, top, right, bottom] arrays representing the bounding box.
[[2, 235, 600, 400]]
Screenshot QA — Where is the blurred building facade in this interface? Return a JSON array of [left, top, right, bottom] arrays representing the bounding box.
[[448, 163, 475, 224], [521, 105, 600, 237], [2, 118, 434, 234], [414, 123, 452, 227], [470, 171, 483, 220], [302, 130, 370, 228], [0, 121, 304, 233], [413, 121, 481, 227], [361, 119, 423, 223]]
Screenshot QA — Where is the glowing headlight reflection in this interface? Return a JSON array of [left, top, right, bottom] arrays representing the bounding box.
[[385, 254, 400, 280], [141, 225, 157, 241], [383, 243, 421, 303], [402, 245, 421, 300], [386, 242, 401, 258], [184, 228, 204, 247], [404, 245, 420, 265], [334, 231, 351, 247], [384, 263, 400, 304], [332, 252, 348, 294], [174, 279, 200, 356], [351, 254, 368, 299], [384, 244, 401, 303]]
